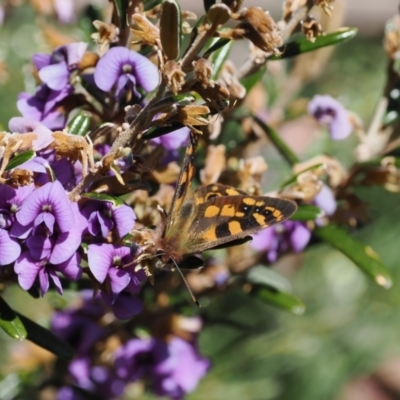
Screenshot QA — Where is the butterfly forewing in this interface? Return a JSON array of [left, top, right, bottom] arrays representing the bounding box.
[[186, 194, 297, 253]]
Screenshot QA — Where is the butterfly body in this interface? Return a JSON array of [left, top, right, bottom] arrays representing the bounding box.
[[131, 133, 297, 273]]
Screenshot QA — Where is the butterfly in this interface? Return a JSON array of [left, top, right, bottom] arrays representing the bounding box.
[[130, 132, 297, 281]]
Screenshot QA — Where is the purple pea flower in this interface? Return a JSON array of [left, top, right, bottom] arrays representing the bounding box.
[[14, 251, 81, 296], [251, 221, 311, 263], [34, 42, 87, 91], [81, 200, 135, 239], [51, 291, 108, 355], [314, 184, 337, 216], [17, 84, 72, 130], [151, 126, 190, 151], [114, 337, 210, 400], [0, 230, 20, 265], [8, 117, 54, 151], [308, 94, 353, 140], [0, 184, 34, 230], [94, 47, 159, 97], [87, 244, 140, 295]]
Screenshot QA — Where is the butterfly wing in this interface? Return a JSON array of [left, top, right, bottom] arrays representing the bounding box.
[[186, 194, 297, 253], [165, 132, 198, 229]]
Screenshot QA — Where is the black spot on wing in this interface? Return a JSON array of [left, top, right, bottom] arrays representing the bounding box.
[[215, 222, 231, 238]]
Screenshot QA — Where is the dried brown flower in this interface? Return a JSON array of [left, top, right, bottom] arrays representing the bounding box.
[[92, 20, 120, 54], [200, 144, 226, 185], [301, 15, 322, 42]]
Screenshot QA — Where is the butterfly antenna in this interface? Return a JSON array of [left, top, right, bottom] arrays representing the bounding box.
[[170, 257, 200, 307]]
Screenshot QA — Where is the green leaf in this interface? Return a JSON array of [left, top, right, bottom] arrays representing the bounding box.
[[149, 94, 195, 113], [240, 66, 265, 93], [16, 313, 74, 359], [269, 27, 358, 61], [314, 224, 392, 289], [67, 112, 92, 136], [112, 0, 129, 28], [247, 266, 305, 315], [209, 39, 233, 79], [280, 163, 325, 188], [203, 0, 216, 12], [0, 297, 27, 340], [291, 205, 323, 221], [144, 0, 163, 11], [82, 192, 125, 207], [160, 0, 181, 61], [142, 122, 185, 141], [253, 115, 300, 166], [5, 150, 36, 171]]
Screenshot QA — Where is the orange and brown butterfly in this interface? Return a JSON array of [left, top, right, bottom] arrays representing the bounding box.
[[130, 132, 297, 280]]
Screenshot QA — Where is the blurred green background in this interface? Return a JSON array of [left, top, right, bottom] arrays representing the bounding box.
[[1, 3, 400, 400]]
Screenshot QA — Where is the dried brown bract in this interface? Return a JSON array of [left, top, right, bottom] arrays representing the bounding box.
[[224, 7, 283, 54], [50, 131, 95, 177], [193, 58, 214, 89], [314, 0, 335, 16], [238, 156, 268, 195], [130, 13, 160, 46], [301, 15, 322, 42], [200, 144, 226, 185], [162, 60, 186, 94], [92, 21, 120, 54]]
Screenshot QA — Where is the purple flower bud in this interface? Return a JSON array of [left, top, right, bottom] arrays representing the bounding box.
[[308, 95, 353, 140], [151, 127, 190, 151]]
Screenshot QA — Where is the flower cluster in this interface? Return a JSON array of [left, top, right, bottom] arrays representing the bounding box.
[[51, 292, 210, 400]]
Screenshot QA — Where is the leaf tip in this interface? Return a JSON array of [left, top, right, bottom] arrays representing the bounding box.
[[375, 274, 392, 289]]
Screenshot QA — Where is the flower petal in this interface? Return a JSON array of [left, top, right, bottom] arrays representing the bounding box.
[[87, 244, 113, 283], [0, 229, 21, 265], [14, 252, 41, 290], [112, 204, 135, 238]]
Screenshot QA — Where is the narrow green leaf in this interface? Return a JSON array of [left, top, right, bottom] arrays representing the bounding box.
[[82, 192, 125, 207], [112, 0, 129, 28], [209, 39, 233, 79], [142, 122, 185, 141], [203, 0, 216, 12], [5, 150, 36, 171], [149, 94, 195, 113], [269, 27, 358, 61], [246, 266, 305, 314], [280, 163, 325, 188], [240, 66, 265, 93], [253, 115, 300, 166], [160, 0, 181, 61], [314, 224, 392, 289], [16, 313, 74, 359], [253, 286, 305, 315], [68, 112, 92, 136], [0, 297, 27, 340], [144, 0, 163, 11], [291, 204, 323, 221]]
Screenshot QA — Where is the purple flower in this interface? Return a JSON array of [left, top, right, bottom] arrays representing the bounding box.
[[8, 117, 54, 151], [151, 126, 190, 151], [114, 337, 210, 399], [81, 200, 135, 239], [153, 337, 211, 399], [51, 291, 107, 355], [17, 84, 72, 129], [308, 95, 353, 140], [14, 251, 81, 296], [15, 181, 74, 234], [34, 42, 87, 91], [314, 184, 337, 216], [87, 244, 140, 295], [94, 47, 158, 97], [101, 290, 143, 320], [12, 183, 87, 264], [56, 386, 86, 400], [0, 229, 20, 265], [251, 221, 311, 263], [0, 184, 34, 230]]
